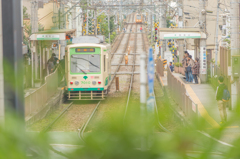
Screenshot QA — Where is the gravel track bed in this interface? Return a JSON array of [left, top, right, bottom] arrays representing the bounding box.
[[50, 102, 97, 131]]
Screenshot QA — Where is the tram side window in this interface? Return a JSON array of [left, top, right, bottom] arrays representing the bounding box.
[[104, 55, 106, 72]]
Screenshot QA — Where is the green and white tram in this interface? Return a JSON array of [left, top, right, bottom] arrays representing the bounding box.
[[65, 36, 111, 100]]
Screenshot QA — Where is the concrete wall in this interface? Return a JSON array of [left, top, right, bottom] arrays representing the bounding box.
[[0, 0, 4, 123]]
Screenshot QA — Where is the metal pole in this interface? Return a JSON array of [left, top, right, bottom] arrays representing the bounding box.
[[31, 0, 38, 33], [214, 0, 220, 70], [150, 0, 153, 45], [0, 0, 4, 123], [95, 8, 97, 36], [2, 0, 24, 119], [72, 5, 76, 29], [108, 13, 111, 44], [199, 0, 207, 83], [140, 53, 146, 150], [178, 0, 183, 28], [230, 0, 239, 109], [120, 0, 122, 31], [86, 10, 89, 35]]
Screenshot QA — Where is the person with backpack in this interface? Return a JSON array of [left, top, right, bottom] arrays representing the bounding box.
[[216, 76, 230, 124]]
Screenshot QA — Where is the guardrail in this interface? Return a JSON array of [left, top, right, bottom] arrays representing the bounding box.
[[25, 67, 59, 117], [167, 66, 198, 119], [156, 58, 164, 76]]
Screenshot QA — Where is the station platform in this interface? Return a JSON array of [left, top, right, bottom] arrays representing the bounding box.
[[157, 70, 240, 144], [157, 70, 240, 128]]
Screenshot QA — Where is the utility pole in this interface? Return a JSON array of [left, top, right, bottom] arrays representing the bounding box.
[[31, 0, 38, 33], [178, 0, 183, 28], [150, 0, 153, 45], [72, 6, 76, 29], [94, 8, 97, 36], [0, 0, 3, 123], [2, 0, 24, 121], [178, 0, 184, 62], [108, 12, 110, 44], [199, 0, 207, 83], [230, 0, 239, 109], [159, 0, 166, 58], [86, 10, 89, 35], [214, 0, 220, 73]]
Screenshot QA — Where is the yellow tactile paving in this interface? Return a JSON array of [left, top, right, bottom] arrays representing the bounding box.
[[185, 84, 220, 128]]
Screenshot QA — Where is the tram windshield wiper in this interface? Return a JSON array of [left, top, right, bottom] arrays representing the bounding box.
[[75, 65, 87, 74], [72, 56, 100, 69]]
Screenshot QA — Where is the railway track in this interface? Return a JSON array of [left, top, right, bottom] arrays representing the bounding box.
[[123, 23, 138, 119], [78, 14, 136, 141]]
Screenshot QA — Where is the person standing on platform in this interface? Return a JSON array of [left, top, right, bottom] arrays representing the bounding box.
[[169, 62, 174, 72], [192, 57, 200, 84], [52, 53, 59, 65], [216, 76, 228, 124], [47, 56, 55, 74], [187, 55, 194, 83], [182, 51, 189, 81], [140, 27, 142, 32]]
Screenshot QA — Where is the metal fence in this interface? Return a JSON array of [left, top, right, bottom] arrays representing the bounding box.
[[167, 66, 198, 119], [156, 58, 164, 76], [25, 67, 59, 117]]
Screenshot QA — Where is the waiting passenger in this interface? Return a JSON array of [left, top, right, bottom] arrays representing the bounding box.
[[192, 57, 200, 84], [182, 51, 189, 81], [186, 55, 194, 83], [52, 53, 59, 65], [169, 62, 174, 72], [47, 56, 55, 74]]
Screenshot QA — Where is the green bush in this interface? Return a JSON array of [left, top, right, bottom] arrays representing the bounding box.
[[174, 62, 180, 67], [174, 62, 182, 67]]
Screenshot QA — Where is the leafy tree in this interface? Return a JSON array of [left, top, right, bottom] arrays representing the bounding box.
[[97, 13, 116, 43], [23, 6, 29, 19]]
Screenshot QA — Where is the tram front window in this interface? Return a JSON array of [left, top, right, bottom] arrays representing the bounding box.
[[71, 54, 100, 74], [137, 15, 141, 20]]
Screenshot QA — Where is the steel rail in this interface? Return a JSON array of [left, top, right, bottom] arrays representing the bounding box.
[[41, 102, 73, 133], [108, 15, 134, 89], [111, 31, 125, 58], [78, 14, 134, 141], [153, 90, 171, 133], [123, 23, 137, 120], [111, 13, 134, 58], [78, 101, 101, 142]]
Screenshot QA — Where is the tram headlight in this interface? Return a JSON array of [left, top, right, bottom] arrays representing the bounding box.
[[92, 81, 96, 85], [98, 81, 101, 84], [75, 81, 79, 85], [70, 81, 73, 85]]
